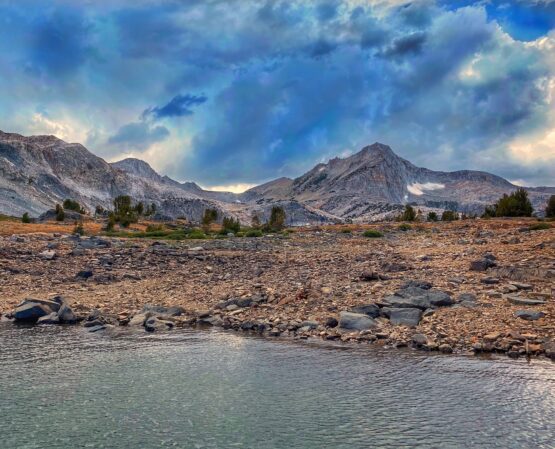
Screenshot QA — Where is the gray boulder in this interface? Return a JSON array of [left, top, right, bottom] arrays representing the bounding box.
[[383, 287, 454, 310], [515, 310, 545, 321], [506, 295, 546, 306], [339, 311, 378, 331], [37, 312, 60, 325], [382, 307, 422, 327], [350, 304, 380, 318]]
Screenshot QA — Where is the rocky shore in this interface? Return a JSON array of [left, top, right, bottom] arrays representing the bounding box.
[[1, 219, 554, 360]]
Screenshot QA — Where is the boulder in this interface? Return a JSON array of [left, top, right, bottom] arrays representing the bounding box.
[[87, 324, 106, 333], [14, 301, 53, 322], [470, 259, 496, 271], [76, 270, 94, 280], [506, 295, 546, 306], [515, 310, 545, 321], [412, 333, 428, 346], [57, 303, 77, 324], [142, 305, 185, 316], [338, 311, 378, 331], [382, 307, 422, 327], [129, 313, 149, 326], [324, 317, 338, 328], [37, 312, 60, 325], [400, 280, 432, 290], [38, 250, 57, 260], [383, 287, 454, 310], [144, 317, 174, 332], [350, 304, 380, 318]]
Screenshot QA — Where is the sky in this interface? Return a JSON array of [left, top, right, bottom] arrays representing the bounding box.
[[0, 0, 554, 190]]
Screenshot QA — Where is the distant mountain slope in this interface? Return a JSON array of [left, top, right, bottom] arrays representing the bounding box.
[[242, 142, 551, 218], [0, 131, 552, 222]]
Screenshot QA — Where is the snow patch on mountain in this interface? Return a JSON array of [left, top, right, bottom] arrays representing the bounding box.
[[407, 182, 445, 196]]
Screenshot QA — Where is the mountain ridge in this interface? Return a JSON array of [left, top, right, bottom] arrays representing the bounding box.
[[0, 131, 552, 223]]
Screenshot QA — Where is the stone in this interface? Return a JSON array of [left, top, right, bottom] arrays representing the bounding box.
[[383, 287, 454, 310], [515, 310, 545, 321], [325, 317, 338, 328], [87, 324, 106, 333], [412, 333, 428, 346], [14, 302, 52, 322], [439, 344, 453, 353], [506, 295, 546, 306], [144, 317, 174, 332], [76, 270, 94, 279], [299, 320, 318, 330], [129, 313, 148, 326], [481, 277, 499, 285], [382, 307, 422, 327], [142, 305, 185, 316], [37, 312, 60, 325], [510, 282, 533, 291], [338, 311, 378, 331], [469, 258, 496, 272], [400, 280, 432, 290], [39, 250, 56, 260], [350, 303, 380, 318], [544, 342, 555, 360]]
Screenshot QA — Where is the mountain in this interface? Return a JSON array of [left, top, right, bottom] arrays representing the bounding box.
[[242, 143, 552, 220], [0, 131, 552, 223]]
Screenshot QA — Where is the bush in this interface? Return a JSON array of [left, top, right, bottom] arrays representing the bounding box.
[[400, 204, 416, 222], [529, 222, 551, 231], [363, 229, 383, 238], [251, 213, 261, 229], [245, 229, 263, 237], [267, 205, 286, 231], [188, 230, 207, 239], [112, 195, 138, 227], [221, 216, 241, 234], [202, 208, 218, 231], [340, 228, 352, 234], [73, 222, 85, 235], [63, 199, 85, 214], [146, 224, 164, 232], [483, 188, 533, 217], [398, 223, 412, 231], [546, 195, 555, 218], [21, 212, 31, 223], [106, 213, 116, 231], [55, 204, 65, 221], [427, 211, 438, 222], [441, 210, 458, 221]]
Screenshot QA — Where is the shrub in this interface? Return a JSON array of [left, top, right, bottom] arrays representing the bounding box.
[[483, 188, 533, 217], [221, 216, 241, 234], [267, 205, 286, 231], [113, 195, 138, 227], [398, 223, 412, 231], [63, 199, 85, 214], [400, 204, 416, 222], [245, 229, 263, 237], [73, 222, 85, 236], [135, 202, 144, 216], [251, 213, 261, 229], [201, 208, 218, 231], [546, 195, 555, 218], [340, 228, 352, 234], [106, 213, 116, 231], [146, 224, 164, 232], [363, 229, 383, 238], [188, 230, 207, 239], [441, 210, 458, 221], [55, 204, 65, 221], [529, 222, 551, 231], [427, 211, 438, 222], [21, 212, 31, 223]]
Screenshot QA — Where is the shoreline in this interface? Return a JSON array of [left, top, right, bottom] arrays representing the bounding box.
[[1, 218, 554, 361]]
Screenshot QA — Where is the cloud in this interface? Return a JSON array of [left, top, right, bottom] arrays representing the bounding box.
[[0, 0, 554, 188], [142, 94, 208, 120], [108, 122, 170, 150]]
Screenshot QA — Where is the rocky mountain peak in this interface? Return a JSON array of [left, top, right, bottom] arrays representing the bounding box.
[[111, 158, 161, 181]]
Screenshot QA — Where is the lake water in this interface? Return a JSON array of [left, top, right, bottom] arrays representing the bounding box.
[[1, 324, 554, 449]]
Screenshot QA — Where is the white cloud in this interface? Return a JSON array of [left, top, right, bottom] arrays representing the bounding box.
[[407, 182, 445, 196]]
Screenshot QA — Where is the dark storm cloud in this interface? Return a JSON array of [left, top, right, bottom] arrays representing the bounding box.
[[142, 94, 208, 120]]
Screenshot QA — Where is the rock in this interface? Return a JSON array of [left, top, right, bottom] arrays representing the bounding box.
[[481, 277, 499, 285], [439, 344, 453, 353], [83, 319, 104, 328], [129, 313, 148, 326], [515, 310, 545, 321], [484, 332, 501, 342], [469, 258, 496, 272], [359, 271, 388, 281], [76, 270, 94, 280], [142, 304, 185, 316], [39, 250, 56, 260], [382, 307, 422, 327], [510, 282, 533, 291], [412, 333, 428, 346], [37, 312, 60, 325], [299, 320, 318, 330], [457, 293, 477, 302], [506, 295, 546, 306], [544, 342, 555, 360], [87, 324, 106, 333], [400, 280, 432, 290], [383, 287, 454, 310], [338, 311, 378, 331], [57, 303, 77, 324], [144, 317, 174, 332], [14, 301, 53, 322], [350, 303, 380, 318], [325, 317, 338, 328]]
